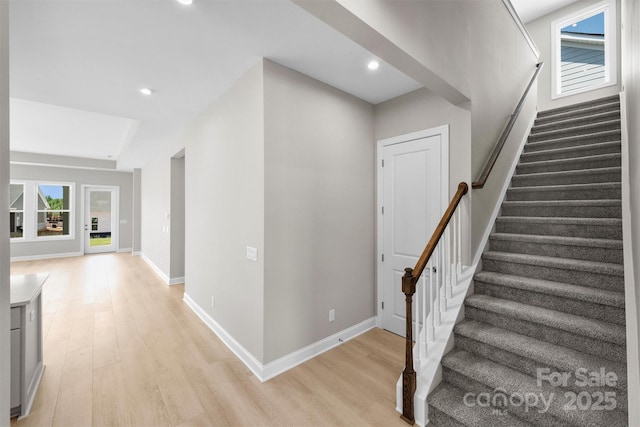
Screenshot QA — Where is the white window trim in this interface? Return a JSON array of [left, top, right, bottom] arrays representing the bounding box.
[[550, 0, 617, 99], [10, 180, 76, 243], [9, 181, 26, 241]]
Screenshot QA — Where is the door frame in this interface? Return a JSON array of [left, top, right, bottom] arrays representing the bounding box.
[[375, 125, 449, 330], [81, 185, 120, 255]]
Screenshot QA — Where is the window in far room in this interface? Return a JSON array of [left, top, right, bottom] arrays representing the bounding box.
[[551, 0, 616, 98], [36, 184, 72, 238], [9, 183, 24, 239]]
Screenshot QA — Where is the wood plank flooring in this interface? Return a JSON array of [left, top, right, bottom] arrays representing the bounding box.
[[10, 253, 407, 427]]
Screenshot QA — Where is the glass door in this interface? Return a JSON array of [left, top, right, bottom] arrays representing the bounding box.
[[84, 187, 117, 254]]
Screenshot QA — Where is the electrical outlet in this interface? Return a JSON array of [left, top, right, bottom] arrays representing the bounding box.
[[211, 297, 215, 308], [329, 309, 335, 322], [246, 246, 258, 262]]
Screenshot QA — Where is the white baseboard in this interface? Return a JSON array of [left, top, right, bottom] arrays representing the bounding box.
[[169, 276, 185, 285], [183, 292, 377, 382], [117, 247, 133, 253], [139, 252, 171, 285], [132, 251, 141, 256], [10, 251, 83, 262]]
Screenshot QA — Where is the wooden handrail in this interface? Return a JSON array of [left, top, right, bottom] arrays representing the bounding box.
[[472, 62, 543, 189], [400, 181, 468, 424]]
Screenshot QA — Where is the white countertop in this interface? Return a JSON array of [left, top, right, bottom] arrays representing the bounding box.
[[10, 273, 49, 308]]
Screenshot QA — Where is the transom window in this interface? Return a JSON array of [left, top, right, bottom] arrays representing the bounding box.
[[551, 0, 616, 98]]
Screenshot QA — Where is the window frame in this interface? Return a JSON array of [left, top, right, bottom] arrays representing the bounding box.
[[9, 182, 25, 241], [9, 180, 75, 243], [550, 0, 617, 99]]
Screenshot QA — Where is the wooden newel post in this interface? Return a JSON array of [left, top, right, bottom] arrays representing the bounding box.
[[401, 267, 417, 425]]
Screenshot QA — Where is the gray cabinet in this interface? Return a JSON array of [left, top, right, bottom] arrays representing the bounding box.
[[10, 273, 47, 420]]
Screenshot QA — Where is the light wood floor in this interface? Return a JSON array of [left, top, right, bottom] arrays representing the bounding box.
[[10, 253, 408, 427]]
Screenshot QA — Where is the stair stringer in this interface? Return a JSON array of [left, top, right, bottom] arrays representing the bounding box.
[[395, 110, 538, 426]]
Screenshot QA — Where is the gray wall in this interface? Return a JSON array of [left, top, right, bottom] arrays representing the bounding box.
[[170, 156, 185, 279], [0, 1, 9, 423], [184, 61, 265, 362], [334, 0, 539, 256], [9, 163, 134, 258], [374, 88, 472, 264], [140, 155, 171, 278], [527, 0, 621, 111], [262, 60, 375, 363], [622, 0, 640, 421], [132, 168, 141, 253]]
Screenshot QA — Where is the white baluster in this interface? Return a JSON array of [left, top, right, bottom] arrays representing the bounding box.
[[457, 207, 462, 275], [428, 259, 435, 341], [420, 274, 427, 358], [440, 241, 447, 313], [435, 247, 442, 326], [451, 216, 457, 288]]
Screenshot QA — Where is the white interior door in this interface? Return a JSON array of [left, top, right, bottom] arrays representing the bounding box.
[[381, 134, 443, 337], [84, 187, 118, 254]]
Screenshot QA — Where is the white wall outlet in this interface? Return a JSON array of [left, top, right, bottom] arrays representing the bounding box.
[[211, 297, 215, 308], [329, 309, 335, 322], [246, 246, 258, 262]]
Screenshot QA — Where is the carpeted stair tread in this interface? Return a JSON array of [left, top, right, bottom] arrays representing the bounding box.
[[454, 320, 627, 391], [473, 271, 624, 308], [535, 102, 619, 125], [441, 350, 627, 426], [530, 110, 620, 134], [506, 182, 620, 201], [489, 233, 623, 251], [428, 382, 533, 427], [516, 153, 621, 174], [494, 216, 623, 239], [464, 294, 625, 345], [511, 167, 622, 186], [519, 141, 620, 163], [524, 129, 621, 152], [528, 119, 620, 142], [536, 95, 619, 118], [501, 199, 621, 219], [482, 251, 623, 277]]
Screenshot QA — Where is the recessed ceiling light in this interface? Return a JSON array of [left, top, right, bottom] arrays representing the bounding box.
[[176, 0, 193, 5], [368, 60, 380, 70], [138, 87, 154, 96]]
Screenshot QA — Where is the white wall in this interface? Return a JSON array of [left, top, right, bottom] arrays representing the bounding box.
[[140, 155, 172, 279], [184, 61, 265, 362], [262, 60, 375, 363], [9, 163, 134, 258], [621, 0, 640, 422], [374, 88, 472, 264], [527, 0, 622, 111], [0, 1, 9, 423]]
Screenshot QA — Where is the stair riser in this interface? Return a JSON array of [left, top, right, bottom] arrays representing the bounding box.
[[482, 258, 624, 291], [454, 335, 628, 411], [488, 239, 623, 265], [441, 367, 568, 426], [535, 104, 620, 126], [531, 113, 620, 134], [525, 131, 620, 152], [474, 281, 625, 325], [502, 203, 621, 219], [507, 187, 621, 202], [537, 96, 620, 118], [426, 405, 467, 427], [528, 122, 620, 143], [520, 144, 621, 163], [465, 306, 626, 363], [495, 220, 623, 240], [511, 170, 621, 187], [516, 157, 621, 174]]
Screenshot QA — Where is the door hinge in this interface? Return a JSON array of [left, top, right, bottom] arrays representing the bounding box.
[[381, 301, 385, 310], [433, 266, 437, 273], [382, 254, 385, 262], [381, 206, 384, 215], [382, 159, 384, 168]]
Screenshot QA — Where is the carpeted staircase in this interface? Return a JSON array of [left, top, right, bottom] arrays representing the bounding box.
[[427, 95, 627, 426]]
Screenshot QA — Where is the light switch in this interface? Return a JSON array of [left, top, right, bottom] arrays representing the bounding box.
[[246, 246, 258, 262]]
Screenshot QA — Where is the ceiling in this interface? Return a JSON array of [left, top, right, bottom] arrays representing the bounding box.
[[9, 0, 422, 169], [10, 0, 581, 169]]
